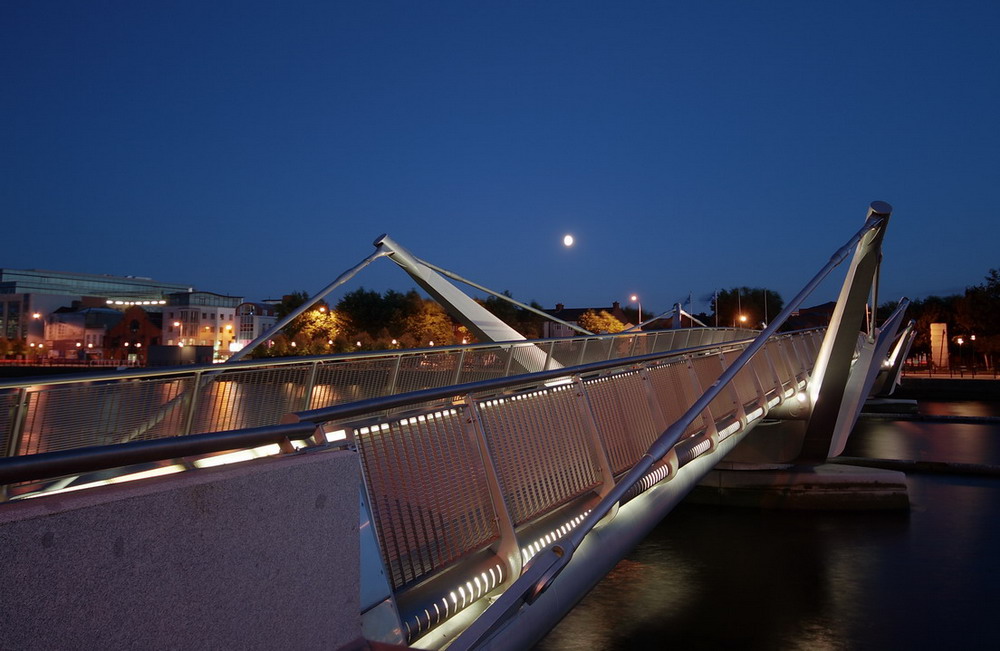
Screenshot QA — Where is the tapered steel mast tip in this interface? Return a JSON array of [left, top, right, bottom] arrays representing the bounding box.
[[869, 201, 893, 215], [373, 233, 388, 247]]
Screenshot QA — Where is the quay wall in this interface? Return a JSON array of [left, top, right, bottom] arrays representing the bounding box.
[[896, 377, 1000, 401]]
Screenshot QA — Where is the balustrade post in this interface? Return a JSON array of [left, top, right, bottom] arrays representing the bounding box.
[[571, 378, 616, 497], [503, 345, 515, 377], [5, 387, 30, 458], [761, 343, 785, 401], [462, 397, 522, 590], [717, 350, 747, 428], [638, 366, 669, 433], [301, 361, 320, 411], [181, 371, 203, 436], [385, 354, 403, 395], [452, 349, 467, 385], [684, 355, 718, 443], [575, 338, 588, 366]]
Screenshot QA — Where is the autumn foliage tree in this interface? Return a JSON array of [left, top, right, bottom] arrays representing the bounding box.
[[578, 310, 627, 334]]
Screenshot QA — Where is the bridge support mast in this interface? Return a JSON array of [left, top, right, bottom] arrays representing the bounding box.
[[797, 201, 892, 462]]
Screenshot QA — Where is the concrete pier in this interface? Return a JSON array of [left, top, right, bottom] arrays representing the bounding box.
[[690, 462, 910, 510]]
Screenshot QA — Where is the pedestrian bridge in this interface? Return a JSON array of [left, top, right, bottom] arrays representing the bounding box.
[[0, 202, 913, 650]]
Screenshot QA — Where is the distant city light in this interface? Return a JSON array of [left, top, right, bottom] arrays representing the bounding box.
[[563, 234, 574, 247]]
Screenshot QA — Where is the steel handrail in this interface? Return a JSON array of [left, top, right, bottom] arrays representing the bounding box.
[[0, 327, 752, 391], [0, 331, 820, 487]]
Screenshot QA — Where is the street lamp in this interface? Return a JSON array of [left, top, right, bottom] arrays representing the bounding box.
[[173, 321, 182, 346], [630, 294, 642, 326]]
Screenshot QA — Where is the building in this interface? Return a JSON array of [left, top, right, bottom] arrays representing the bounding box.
[[542, 301, 632, 337], [163, 291, 243, 361], [0, 267, 193, 346], [235, 302, 278, 351], [105, 306, 164, 364], [45, 306, 124, 359]]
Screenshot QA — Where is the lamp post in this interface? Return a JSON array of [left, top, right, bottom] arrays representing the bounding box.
[[173, 321, 182, 346], [630, 294, 642, 327], [971, 334, 977, 371]]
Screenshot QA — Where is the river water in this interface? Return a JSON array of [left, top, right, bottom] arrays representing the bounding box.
[[536, 400, 1000, 650]]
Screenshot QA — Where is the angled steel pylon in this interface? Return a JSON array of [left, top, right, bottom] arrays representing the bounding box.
[[797, 200, 902, 462], [374, 234, 561, 372]]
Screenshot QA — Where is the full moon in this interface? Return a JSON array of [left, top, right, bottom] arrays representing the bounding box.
[[563, 234, 574, 247]]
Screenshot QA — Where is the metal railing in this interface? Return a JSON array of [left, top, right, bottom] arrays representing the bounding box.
[[0, 327, 754, 460], [288, 329, 822, 643], [0, 326, 823, 643]]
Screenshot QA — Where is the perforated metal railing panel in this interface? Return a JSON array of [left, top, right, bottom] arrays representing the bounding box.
[[188, 365, 311, 434], [455, 348, 509, 385], [583, 371, 660, 473], [310, 357, 398, 408], [690, 355, 739, 424], [0, 328, 792, 459], [645, 360, 704, 439], [476, 386, 602, 526], [17, 378, 194, 453], [766, 339, 795, 389], [394, 351, 458, 395], [354, 407, 500, 591], [0, 390, 18, 455], [729, 353, 762, 407]]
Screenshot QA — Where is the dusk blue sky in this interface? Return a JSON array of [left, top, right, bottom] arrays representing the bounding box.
[[3, 2, 998, 316]]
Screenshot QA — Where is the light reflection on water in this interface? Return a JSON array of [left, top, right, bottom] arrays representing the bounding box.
[[536, 401, 1000, 650]]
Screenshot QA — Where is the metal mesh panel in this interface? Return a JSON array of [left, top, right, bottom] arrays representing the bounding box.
[[728, 351, 762, 407], [766, 340, 795, 388], [0, 389, 20, 455], [583, 371, 660, 473], [475, 386, 601, 525], [690, 355, 739, 423], [574, 337, 614, 365], [17, 378, 194, 454], [187, 365, 310, 434], [453, 347, 509, 385], [645, 361, 703, 438], [650, 331, 677, 353], [309, 357, 398, 409], [750, 350, 780, 396], [785, 338, 807, 379], [395, 351, 462, 394], [355, 407, 500, 590], [546, 339, 583, 368]]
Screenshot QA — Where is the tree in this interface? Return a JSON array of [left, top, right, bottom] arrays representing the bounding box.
[[578, 310, 626, 334], [478, 291, 546, 338], [712, 288, 783, 329], [336, 287, 419, 340], [404, 299, 456, 346]]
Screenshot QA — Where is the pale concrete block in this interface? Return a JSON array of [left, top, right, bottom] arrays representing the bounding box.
[[0, 449, 361, 650]]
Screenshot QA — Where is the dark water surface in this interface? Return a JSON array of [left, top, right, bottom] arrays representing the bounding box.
[[536, 401, 1000, 650]]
